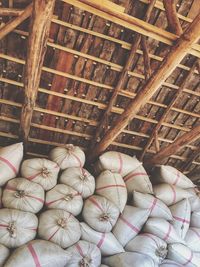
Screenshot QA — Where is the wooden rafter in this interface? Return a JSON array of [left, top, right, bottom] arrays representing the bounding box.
[[0, 8, 23, 17], [145, 125, 200, 166], [62, 0, 200, 58], [0, 4, 32, 40], [87, 11, 200, 162], [139, 59, 199, 160], [163, 0, 183, 35], [19, 0, 55, 146], [90, 0, 156, 147]]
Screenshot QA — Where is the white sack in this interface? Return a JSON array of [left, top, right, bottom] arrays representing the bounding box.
[[95, 170, 127, 212], [0, 208, 38, 248], [185, 228, 200, 252], [132, 191, 172, 220], [190, 211, 200, 228], [60, 167, 95, 199], [123, 164, 153, 196], [2, 178, 44, 213], [189, 194, 200, 212], [82, 195, 119, 233], [143, 218, 184, 244], [4, 239, 70, 267], [66, 240, 101, 267], [80, 222, 124, 256], [167, 243, 199, 267], [112, 205, 150, 247], [102, 252, 156, 267], [152, 165, 195, 189], [160, 259, 184, 266], [38, 209, 81, 248], [45, 184, 83, 216], [0, 143, 23, 186], [169, 199, 191, 239], [21, 158, 60, 190], [125, 233, 167, 264], [49, 144, 85, 169], [0, 244, 9, 267], [153, 183, 193, 206], [94, 151, 141, 177], [0, 187, 2, 208]]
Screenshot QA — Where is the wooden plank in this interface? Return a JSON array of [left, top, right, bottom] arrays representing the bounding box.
[[0, 8, 23, 16], [163, 0, 182, 35], [146, 125, 200, 166], [19, 0, 55, 145], [61, 0, 200, 58], [0, 4, 32, 40], [87, 11, 200, 162]]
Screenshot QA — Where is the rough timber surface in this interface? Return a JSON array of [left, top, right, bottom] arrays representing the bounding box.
[[0, 0, 199, 176]]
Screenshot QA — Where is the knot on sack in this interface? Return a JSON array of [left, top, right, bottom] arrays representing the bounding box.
[[79, 256, 91, 267], [14, 190, 26, 198], [41, 167, 50, 178], [57, 218, 67, 228], [156, 246, 168, 261], [64, 194, 73, 201], [7, 222, 17, 238], [79, 174, 87, 181], [99, 213, 110, 221], [66, 144, 75, 153]]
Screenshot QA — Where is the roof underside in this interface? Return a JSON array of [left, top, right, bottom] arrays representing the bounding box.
[[0, 0, 200, 177]]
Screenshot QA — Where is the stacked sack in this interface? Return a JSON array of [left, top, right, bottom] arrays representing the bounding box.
[[0, 142, 200, 267]]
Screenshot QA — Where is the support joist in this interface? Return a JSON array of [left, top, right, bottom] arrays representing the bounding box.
[[0, 8, 23, 17], [87, 11, 200, 162], [19, 0, 55, 145]]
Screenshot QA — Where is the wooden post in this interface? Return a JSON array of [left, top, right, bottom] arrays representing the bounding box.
[[90, 0, 156, 148], [87, 12, 200, 162], [145, 125, 200, 166], [0, 4, 32, 40], [20, 0, 55, 146]]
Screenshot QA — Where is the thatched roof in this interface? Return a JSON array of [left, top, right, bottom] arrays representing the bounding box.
[[0, 0, 200, 178]]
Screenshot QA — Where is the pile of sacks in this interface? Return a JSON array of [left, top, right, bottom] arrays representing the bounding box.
[[0, 142, 199, 267]]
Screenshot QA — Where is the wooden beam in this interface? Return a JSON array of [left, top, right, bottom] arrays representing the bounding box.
[[0, 8, 23, 17], [62, 0, 200, 58], [163, 0, 183, 35], [90, 0, 156, 147], [19, 0, 55, 145], [87, 11, 200, 162], [145, 125, 200, 166], [181, 146, 200, 172], [139, 59, 198, 160], [0, 4, 32, 40]]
